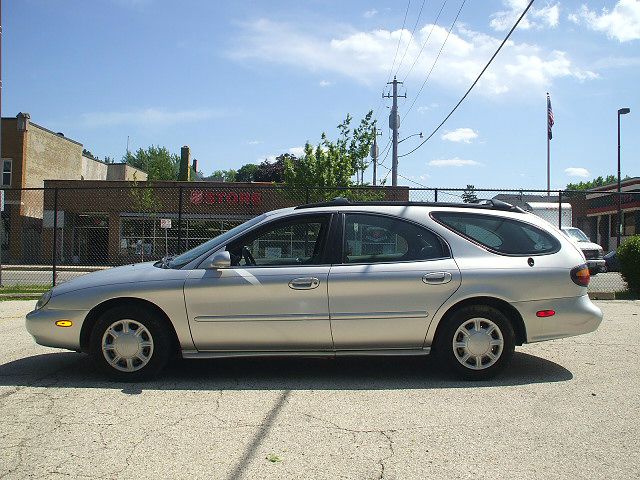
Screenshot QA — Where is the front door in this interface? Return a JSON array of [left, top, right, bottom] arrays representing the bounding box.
[[185, 214, 334, 352], [328, 213, 461, 350]]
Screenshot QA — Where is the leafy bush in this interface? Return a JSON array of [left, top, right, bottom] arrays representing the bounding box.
[[617, 235, 640, 294]]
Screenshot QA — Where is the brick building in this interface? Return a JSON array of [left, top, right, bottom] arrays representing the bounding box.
[[1, 113, 146, 263], [583, 177, 640, 251]]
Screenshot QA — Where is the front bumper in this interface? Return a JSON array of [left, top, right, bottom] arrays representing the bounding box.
[[587, 259, 606, 274], [514, 294, 603, 343], [25, 307, 88, 351]]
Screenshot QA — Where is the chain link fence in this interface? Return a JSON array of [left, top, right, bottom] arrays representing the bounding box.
[[1, 183, 637, 295]]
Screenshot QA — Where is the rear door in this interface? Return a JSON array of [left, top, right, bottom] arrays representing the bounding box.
[[328, 213, 461, 350]]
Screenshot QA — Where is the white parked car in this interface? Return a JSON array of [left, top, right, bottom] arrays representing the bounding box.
[[561, 227, 606, 274]]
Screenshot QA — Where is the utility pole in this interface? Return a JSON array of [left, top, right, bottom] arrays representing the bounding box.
[[0, 0, 3, 287], [383, 77, 406, 187], [371, 127, 382, 186]]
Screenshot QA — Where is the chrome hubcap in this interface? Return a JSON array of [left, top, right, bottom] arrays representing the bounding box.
[[102, 319, 154, 372], [453, 318, 504, 370]]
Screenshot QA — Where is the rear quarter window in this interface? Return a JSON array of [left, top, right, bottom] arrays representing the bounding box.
[[431, 212, 561, 256]]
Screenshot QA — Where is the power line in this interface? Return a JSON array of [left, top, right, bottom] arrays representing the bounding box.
[[402, 0, 448, 82], [374, 0, 413, 125], [386, 0, 412, 85], [403, 0, 466, 121], [399, 0, 536, 158], [394, 0, 428, 78]]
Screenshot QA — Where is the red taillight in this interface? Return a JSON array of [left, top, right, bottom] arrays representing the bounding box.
[[571, 264, 590, 287], [536, 310, 556, 317]]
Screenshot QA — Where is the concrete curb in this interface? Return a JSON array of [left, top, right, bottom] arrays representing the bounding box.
[[589, 292, 616, 300]]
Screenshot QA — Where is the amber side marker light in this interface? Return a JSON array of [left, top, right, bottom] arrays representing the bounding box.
[[55, 320, 73, 327], [570, 264, 591, 287], [536, 310, 556, 318]]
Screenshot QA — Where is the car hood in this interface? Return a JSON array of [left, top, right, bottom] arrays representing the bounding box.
[[52, 262, 182, 297], [572, 241, 603, 251]]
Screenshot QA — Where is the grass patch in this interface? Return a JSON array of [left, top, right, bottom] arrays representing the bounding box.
[[0, 284, 51, 294], [615, 290, 639, 300], [0, 295, 40, 301], [0, 284, 50, 300]]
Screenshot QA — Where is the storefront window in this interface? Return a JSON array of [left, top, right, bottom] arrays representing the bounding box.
[[119, 216, 243, 259], [184, 219, 242, 250], [120, 217, 177, 259]]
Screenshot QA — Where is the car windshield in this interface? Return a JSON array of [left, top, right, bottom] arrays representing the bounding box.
[[564, 228, 590, 242], [167, 214, 267, 268]]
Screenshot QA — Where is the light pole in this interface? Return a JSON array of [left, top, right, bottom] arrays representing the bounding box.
[[617, 107, 630, 248]]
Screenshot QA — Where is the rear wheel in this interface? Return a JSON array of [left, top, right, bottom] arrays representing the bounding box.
[[89, 305, 172, 381], [436, 305, 515, 380]]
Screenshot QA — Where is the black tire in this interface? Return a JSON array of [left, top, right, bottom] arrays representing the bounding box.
[[89, 304, 173, 381], [435, 305, 515, 381]]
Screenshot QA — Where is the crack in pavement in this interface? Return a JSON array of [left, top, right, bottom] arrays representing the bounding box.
[[302, 413, 397, 479]]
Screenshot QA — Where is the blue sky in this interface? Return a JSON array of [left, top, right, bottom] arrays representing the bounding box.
[[4, 0, 639, 189]]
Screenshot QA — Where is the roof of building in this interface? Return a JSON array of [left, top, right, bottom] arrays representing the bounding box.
[[492, 193, 559, 210]]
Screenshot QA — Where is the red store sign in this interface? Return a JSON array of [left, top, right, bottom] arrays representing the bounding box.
[[190, 190, 262, 206]]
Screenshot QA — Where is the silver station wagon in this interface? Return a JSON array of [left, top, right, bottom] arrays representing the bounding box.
[[26, 199, 602, 380]]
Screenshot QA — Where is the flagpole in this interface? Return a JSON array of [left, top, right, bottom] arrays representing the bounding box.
[[547, 126, 550, 195], [547, 92, 551, 196]]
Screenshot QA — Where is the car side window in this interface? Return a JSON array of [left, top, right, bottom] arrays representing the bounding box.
[[431, 212, 560, 255], [227, 216, 329, 267], [343, 214, 446, 264]]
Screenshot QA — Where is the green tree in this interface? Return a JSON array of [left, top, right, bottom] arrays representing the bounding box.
[[284, 111, 376, 201], [204, 169, 237, 182], [124, 146, 180, 180], [256, 155, 292, 183], [82, 148, 96, 160], [462, 185, 478, 203], [617, 236, 640, 295], [566, 175, 630, 191], [236, 163, 260, 182]]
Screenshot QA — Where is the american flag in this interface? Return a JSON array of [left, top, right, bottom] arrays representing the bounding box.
[[547, 93, 554, 140]]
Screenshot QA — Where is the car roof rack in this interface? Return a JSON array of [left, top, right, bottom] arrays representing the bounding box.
[[294, 197, 525, 213]]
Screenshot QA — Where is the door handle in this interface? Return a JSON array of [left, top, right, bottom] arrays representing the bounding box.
[[288, 277, 320, 290], [422, 272, 452, 285]]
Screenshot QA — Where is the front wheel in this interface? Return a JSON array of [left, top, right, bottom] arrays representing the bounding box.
[[89, 305, 173, 381], [435, 305, 515, 380]]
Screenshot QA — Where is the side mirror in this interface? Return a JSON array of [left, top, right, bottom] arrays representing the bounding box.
[[205, 251, 231, 269]]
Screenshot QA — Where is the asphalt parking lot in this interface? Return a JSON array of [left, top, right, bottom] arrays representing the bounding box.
[[1, 300, 639, 479]]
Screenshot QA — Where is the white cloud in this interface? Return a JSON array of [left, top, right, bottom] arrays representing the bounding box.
[[441, 127, 479, 143], [319, 80, 333, 87], [364, 9, 378, 19], [288, 146, 305, 157], [80, 108, 220, 128], [428, 157, 482, 167], [565, 167, 590, 178], [490, 1, 560, 32], [571, 1, 640, 42], [247, 140, 262, 145], [230, 19, 596, 95], [417, 103, 439, 114]]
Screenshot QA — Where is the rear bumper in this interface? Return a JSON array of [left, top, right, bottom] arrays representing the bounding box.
[[514, 294, 603, 343], [25, 307, 88, 351]]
